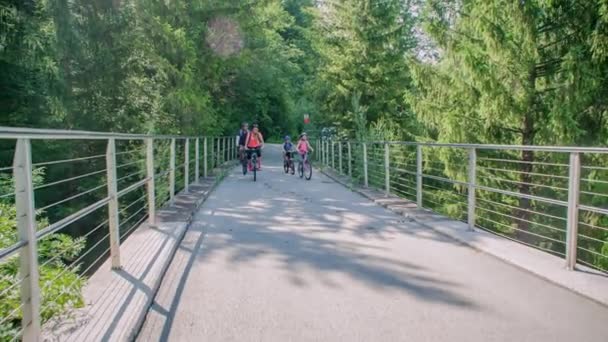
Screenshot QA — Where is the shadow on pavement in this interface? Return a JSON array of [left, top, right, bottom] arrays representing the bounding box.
[[141, 146, 480, 340]]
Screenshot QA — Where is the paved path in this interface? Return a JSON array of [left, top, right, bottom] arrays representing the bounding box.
[[138, 145, 608, 342], [43, 177, 222, 342]]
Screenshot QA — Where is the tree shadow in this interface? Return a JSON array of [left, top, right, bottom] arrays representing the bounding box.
[[142, 148, 483, 340]]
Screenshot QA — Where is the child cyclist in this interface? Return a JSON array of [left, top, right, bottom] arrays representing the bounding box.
[[283, 136, 294, 161], [297, 132, 314, 160]]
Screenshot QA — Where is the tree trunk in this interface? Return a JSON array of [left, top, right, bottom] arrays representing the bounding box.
[[515, 114, 535, 243], [514, 68, 537, 244]]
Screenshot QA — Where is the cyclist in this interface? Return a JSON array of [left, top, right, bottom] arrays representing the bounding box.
[[283, 135, 294, 161], [238, 122, 249, 160], [245, 124, 264, 170], [297, 132, 313, 161]]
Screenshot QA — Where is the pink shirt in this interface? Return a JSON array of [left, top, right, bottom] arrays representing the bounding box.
[[297, 140, 308, 153]]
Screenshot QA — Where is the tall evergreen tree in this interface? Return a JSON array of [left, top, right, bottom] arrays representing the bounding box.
[[410, 0, 608, 242], [310, 0, 418, 138]]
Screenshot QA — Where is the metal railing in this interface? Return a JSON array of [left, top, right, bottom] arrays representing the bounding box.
[[0, 127, 237, 341], [318, 139, 608, 274]]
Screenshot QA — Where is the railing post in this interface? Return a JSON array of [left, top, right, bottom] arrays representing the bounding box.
[[331, 141, 335, 170], [209, 137, 217, 168], [222, 137, 225, 163], [347, 141, 352, 179], [320, 140, 324, 165], [223, 137, 227, 163], [215, 138, 222, 167], [210, 137, 215, 169], [184, 138, 190, 193], [328, 141, 331, 167], [326, 140, 330, 166], [195, 138, 200, 182], [322, 140, 326, 165], [417, 145, 423, 208], [467, 148, 476, 231], [319, 140, 322, 165], [105, 138, 121, 269], [566, 152, 581, 270], [203, 137, 208, 178], [230, 136, 234, 161], [363, 142, 369, 187], [146, 138, 156, 227], [169, 138, 176, 204], [14, 139, 41, 341], [338, 141, 343, 174], [384, 142, 390, 196], [210, 137, 214, 168], [216, 137, 220, 167]]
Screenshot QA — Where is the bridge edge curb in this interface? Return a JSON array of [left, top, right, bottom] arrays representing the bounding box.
[[319, 168, 608, 308], [129, 162, 238, 341]]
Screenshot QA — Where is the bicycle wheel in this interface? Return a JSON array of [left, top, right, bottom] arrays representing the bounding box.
[[242, 159, 248, 175], [298, 161, 304, 178], [290, 160, 295, 175], [284, 160, 289, 173], [304, 160, 312, 180]]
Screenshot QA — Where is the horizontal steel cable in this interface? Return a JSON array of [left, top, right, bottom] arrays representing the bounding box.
[[34, 168, 106, 190], [477, 216, 565, 244], [39, 183, 106, 211], [33, 153, 106, 167]]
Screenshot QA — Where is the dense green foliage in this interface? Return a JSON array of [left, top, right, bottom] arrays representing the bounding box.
[[0, 170, 85, 338], [308, 0, 419, 139], [0, 0, 313, 137], [307, 0, 608, 270], [408, 0, 608, 268], [1, 0, 608, 334], [1, 0, 316, 336]]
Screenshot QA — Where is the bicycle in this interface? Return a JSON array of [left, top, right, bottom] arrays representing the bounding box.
[[246, 148, 261, 182], [297, 151, 312, 180], [284, 151, 295, 175]]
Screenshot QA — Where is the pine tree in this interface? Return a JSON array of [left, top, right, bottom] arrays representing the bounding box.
[[411, 0, 608, 246], [310, 0, 418, 138]]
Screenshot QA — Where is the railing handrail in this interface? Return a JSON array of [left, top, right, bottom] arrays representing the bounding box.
[[0, 136, 234, 263], [0, 126, 235, 140], [323, 139, 608, 154], [0, 130, 238, 340], [318, 138, 608, 275]]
